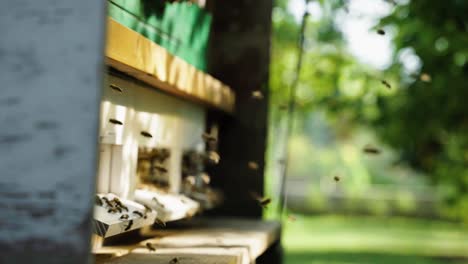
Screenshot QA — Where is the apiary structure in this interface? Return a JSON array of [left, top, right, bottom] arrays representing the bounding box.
[[0, 0, 278, 263]]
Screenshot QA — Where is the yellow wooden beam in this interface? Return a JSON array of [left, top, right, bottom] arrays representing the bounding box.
[[106, 18, 235, 113]]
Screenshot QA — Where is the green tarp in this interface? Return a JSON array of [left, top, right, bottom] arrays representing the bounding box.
[[108, 0, 211, 71]]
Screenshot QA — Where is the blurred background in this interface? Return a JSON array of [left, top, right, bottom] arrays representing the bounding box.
[[264, 0, 468, 263]]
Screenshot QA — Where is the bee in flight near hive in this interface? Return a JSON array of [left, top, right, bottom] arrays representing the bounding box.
[[377, 29, 386, 35], [334, 175, 340, 182], [202, 133, 217, 143], [154, 217, 166, 227], [288, 215, 296, 222], [381, 80, 391, 89], [363, 144, 381, 155], [248, 161, 259, 170], [250, 191, 271, 208], [251, 90, 264, 100], [146, 242, 156, 252]]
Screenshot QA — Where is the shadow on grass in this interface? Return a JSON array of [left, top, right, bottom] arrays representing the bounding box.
[[285, 251, 468, 264]]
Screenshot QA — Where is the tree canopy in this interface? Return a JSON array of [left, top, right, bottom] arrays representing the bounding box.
[[268, 0, 468, 220]]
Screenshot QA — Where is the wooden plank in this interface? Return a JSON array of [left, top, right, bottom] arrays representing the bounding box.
[[141, 218, 280, 261], [106, 18, 235, 113], [0, 1, 106, 263], [98, 247, 246, 264]]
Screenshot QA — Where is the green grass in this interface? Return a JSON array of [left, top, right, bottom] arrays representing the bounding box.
[[283, 215, 468, 264]]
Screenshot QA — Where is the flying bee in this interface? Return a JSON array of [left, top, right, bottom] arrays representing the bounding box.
[[202, 133, 217, 143], [250, 191, 271, 208], [363, 144, 381, 155], [377, 29, 386, 35], [95, 195, 103, 206], [381, 80, 391, 89], [248, 161, 259, 170], [154, 217, 166, 227], [259, 198, 271, 208], [124, 220, 133, 231], [206, 151, 220, 164], [132, 210, 144, 218], [169, 257, 179, 264], [334, 175, 340, 182], [145, 242, 156, 252], [201, 173, 210, 184], [251, 90, 264, 100], [420, 73, 432, 82], [288, 215, 297, 222], [109, 118, 123, 125], [140, 131, 153, 138], [120, 214, 129, 220]]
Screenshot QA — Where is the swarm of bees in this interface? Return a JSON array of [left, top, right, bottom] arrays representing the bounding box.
[[146, 242, 156, 252], [98, 196, 129, 214]]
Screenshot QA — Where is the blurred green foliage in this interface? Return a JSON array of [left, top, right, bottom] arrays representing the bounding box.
[[268, 0, 468, 221]]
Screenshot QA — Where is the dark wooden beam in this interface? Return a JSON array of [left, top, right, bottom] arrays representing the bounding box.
[[207, 0, 273, 218]]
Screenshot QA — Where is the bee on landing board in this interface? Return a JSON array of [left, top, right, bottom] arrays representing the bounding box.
[[124, 220, 133, 231], [119, 214, 129, 220], [146, 242, 156, 252], [169, 257, 179, 264], [132, 211, 144, 218], [95, 195, 103, 206]]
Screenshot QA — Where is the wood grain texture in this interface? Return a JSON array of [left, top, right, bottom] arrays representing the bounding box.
[[106, 18, 235, 113]]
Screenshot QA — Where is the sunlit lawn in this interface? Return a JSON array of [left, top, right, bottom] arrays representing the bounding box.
[[283, 215, 468, 264]]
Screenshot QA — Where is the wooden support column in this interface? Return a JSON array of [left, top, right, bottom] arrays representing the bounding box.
[[0, 1, 106, 263], [207, 0, 273, 218]]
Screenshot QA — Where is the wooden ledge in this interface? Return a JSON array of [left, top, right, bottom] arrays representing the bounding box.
[[106, 18, 235, 113]]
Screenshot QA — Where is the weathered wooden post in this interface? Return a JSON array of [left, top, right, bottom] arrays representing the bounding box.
[[0, 1, 106, 263]]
